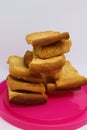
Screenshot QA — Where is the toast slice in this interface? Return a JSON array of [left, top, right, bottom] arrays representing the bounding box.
[[26, 31, 70, 46], [56, 61, 87, 89], [29, 55, 66, 73], [34, 39, 72, 59], [46, 83, 81, 94], [7, 56, 43, 83], [23, 50, 33, 67], [8, 85, 47, 105], [7, 75, 46, 93]]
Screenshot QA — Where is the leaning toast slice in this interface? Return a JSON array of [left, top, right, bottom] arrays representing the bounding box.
[[56, 61, 87, 89], [7, 56, 43, 83]]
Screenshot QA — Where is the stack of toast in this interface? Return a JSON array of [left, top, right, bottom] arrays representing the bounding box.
[[7, 56, 47, 105], [7, 31, 87, 105]]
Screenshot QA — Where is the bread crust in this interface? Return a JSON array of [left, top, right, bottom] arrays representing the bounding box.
[[23, 50, 33, 67], [26, 31, 70, 46], [34, 39, 72, 59]]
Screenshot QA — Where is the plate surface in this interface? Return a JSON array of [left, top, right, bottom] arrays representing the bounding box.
[[0, 80, 87, 130]]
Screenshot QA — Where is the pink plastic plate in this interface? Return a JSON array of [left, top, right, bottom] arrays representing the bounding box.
[[0, 80, 87, 130]]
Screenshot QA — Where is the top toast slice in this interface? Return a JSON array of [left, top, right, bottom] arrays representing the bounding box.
[[26, 31, 69, 47], [56, 61, 87, 89]]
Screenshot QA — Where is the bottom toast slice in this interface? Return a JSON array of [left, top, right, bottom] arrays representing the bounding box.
[[56, 61, 87, 89], [8, 85, 47, 105]]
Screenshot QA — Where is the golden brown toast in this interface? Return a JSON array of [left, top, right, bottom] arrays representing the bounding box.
[[46, 83, 81, 94], [8, 86, 47, 105], [26, 31, 70, 46], [7, 56, 43, 83], [23, 50, 33, 67], [29, 55, 66, 73], [34, 39, 72, 59], [7, 75, 46, 93], [56, 61, 87, 89]]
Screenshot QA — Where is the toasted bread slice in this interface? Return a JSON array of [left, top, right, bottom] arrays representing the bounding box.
[[56, 61, 87, 89], [8, 85, 47, 105], [26, 31, 70, 46], [7, 56, 43, 83], [7, 75, 46, 93], [23, 50, 33, 67], [34, 39, 72, 59], [29, 55, 66, 73], [46, 83, 81, 94]]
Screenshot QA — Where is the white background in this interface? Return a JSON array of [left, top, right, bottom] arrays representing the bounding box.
[[0, 0, 87, 129]]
